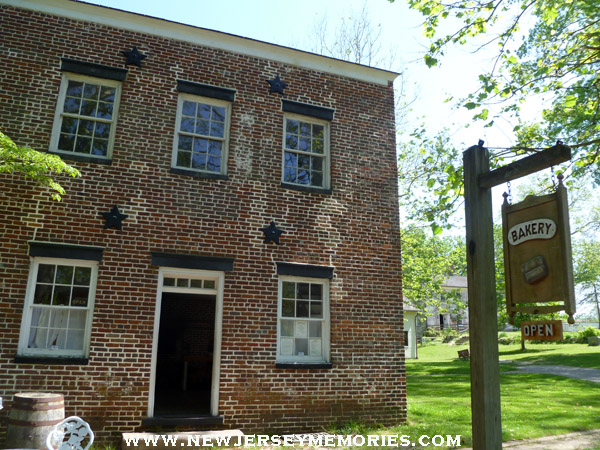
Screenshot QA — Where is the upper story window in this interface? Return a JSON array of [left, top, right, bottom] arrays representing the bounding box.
[[50, 59, 126, 164], [18, 258, 99, 359], [172, 80, 236, 179], [172, 95, 231, 176], [281, 100, 334, 193], [283, 115, 329, 188]]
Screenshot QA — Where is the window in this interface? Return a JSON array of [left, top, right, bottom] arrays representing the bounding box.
[[172, 94, 231, 176], [404, 331, 409, 347], [50, 73, 121, 160], [277, 277, 329, 363], [18, 258, 98, 358], [283, 115, 329, 189]]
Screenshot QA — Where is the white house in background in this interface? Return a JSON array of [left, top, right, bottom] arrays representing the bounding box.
[[404, 302, 420, 359], [425, 276, 469, 330]]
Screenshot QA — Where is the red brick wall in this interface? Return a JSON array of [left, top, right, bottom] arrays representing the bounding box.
[[0, 3, 405, 444]]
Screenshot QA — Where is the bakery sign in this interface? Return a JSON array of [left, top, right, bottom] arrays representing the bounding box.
[[502, 175, 576, 324]]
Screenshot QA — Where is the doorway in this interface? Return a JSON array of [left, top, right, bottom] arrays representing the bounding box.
[[150, 271, 223, 417]]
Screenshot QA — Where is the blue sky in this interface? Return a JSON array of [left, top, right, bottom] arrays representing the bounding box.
[[82, 0, 510, 149]]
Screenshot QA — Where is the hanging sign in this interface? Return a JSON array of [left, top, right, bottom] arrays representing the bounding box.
[[521, 320, 564, 341], [502, 175, 576, 324]]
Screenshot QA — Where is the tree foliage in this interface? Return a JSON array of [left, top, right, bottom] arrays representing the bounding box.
[[401, 226, 467, 315], [573, 239, 600, 326], [393, 0, 600, 229], [0, 130, 80, 200]]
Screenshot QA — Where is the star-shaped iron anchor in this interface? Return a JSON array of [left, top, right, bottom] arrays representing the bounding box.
[[260, 221, 285, 245], [267, 75, 288, 95], [101, 205, 128, 230], [122, 46, 147, 67]]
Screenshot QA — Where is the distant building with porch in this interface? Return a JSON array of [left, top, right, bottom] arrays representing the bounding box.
[[425, 276, 469, 331]]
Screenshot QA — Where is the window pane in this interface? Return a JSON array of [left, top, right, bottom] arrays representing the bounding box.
[[176, 278, 189, 288], [309, 321, 322, 337], [66, 81, 83, 97], [63, 97, 81, 114], [286, 119, 298, 134], [204, 280, 215, 289], [311, 171, 323, 187], [163, 277, 175, 287], [83, 83, 99, 99], [55, 266, 74, 284], [311, 156, 323, 171], [284, 167, 296, 183], [297, 283, 309, 299], [284, 151, 297, 168], [193, 138, 208, 153], [92, 140, 108, 156], [37, 264, 55, 283], [197, 103, 211, 119], [207, 156, 221, 172], [313, 139, 324, 154], [280, 337, 293, 356], [297, 169, 310, 185], [196, 119, 209, 135], [61, 117, 78, 134], [96, 101, 113, 120], [71, 287, 89, 307], [180, 117, 195, 133], [212, 106, 225, 122], [192, 153, 206, 170], [58, 133, 75, 152], [177, 151, 191, 168], [94, 122, 111, 139], [296, 301, 309, 317], [313, 124, 324, 139], [182, 100, 196, 116], [74, 137, 91, 154], [298, 154, 310, 169], [33, 285, 52, 305], [68, 310, 86, 330], [100, 86, 115, 102], [53, 286, 71, 306], [79, 120, 94, 136], [282, 300, 295, 317], [299, 138, 310, 152], [282, 282, 295, 299], [310, 283, 322, 299], [65, 329, 84, 350], [309, 338, 322, 356], [299, 122, 311, 136], [210, 121, 224, 138], [310, 302, 322, 318], [80, 100, 97, 117], [280, 320, 293, 337], [190, 279, 203, 288], [285, 134, 298, 150], [74, 267, 91, 286], [208, 140, 222, 156], [295, 338, 308, 355], [178, 135, 192, 150]]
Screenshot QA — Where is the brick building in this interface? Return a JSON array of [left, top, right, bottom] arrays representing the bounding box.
[[0, 0, 405, 443]]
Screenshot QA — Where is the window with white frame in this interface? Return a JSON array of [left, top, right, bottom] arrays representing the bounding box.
[[172, 94, 231, 175], [283, 115, 329, 189], [278, 277, 329, 362], [18, 258, 98, 358], [50, 73, 121, 159]]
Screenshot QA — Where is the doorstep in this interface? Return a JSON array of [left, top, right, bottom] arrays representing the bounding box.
[[122, 429, 244, 450]]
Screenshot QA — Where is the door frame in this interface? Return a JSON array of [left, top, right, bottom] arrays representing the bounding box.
[[148, 267, 224, 417]]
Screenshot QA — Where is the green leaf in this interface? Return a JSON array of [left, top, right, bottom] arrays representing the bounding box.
[[424, 54, 438, 67]]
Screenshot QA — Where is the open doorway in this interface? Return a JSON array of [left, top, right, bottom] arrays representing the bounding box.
[[152, 273, 220, 417]]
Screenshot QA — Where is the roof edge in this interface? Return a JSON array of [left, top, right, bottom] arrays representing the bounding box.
[[3, 0, 400, 86]]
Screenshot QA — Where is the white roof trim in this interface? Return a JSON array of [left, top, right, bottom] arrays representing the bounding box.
[[3, 0, 400, 86]]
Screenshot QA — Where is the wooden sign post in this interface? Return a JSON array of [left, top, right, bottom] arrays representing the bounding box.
[[464, 143, 571, 450]]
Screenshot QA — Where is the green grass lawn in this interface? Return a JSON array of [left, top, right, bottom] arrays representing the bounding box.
[[384, 343, 600, 449]]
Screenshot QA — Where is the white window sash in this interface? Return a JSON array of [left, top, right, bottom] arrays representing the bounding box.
[[49, 73, 122, 160], [17, 257, 98, 358], [276, 276, 330, 363], [172, 93, 232, 175]]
